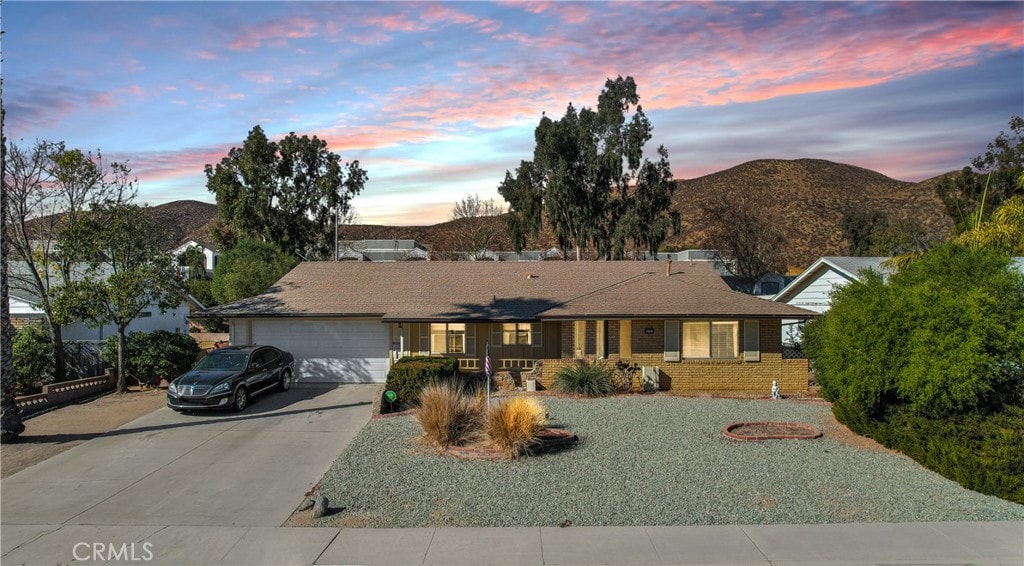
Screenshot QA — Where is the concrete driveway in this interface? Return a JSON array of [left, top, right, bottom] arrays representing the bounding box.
[[1, 384, 376, 528]]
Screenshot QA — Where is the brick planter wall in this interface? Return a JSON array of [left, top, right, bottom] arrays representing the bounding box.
[[15, 371, 117, 416]]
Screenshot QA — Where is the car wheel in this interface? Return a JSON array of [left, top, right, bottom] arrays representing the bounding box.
[[232, 386, 248, 412], [278, 369, 292, 391]]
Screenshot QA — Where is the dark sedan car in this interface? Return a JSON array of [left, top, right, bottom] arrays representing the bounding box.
[[167, 345, 295, 412]]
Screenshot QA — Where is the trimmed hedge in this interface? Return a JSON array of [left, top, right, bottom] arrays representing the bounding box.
[[381, 356, 460, 413], [834, 401, 1024, 505]]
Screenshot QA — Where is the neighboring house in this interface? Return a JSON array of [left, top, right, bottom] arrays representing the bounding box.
[[337, 240, 430, 261], [775, 256, 1024, 344], [197, 261, 817, 392], [642, 249, 792, 296], [7, 261, 203, 341], [453, 248, 563, 261], [773, 256, 892, 344], [171, 239, 219, 279]]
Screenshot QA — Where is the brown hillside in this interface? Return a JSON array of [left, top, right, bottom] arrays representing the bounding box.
[[147, 200, 219, 248], [665, 159, 953, 268], [29, 160, 950, 268]]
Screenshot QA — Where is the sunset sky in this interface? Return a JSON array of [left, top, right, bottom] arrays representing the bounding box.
[[5, 1, 1023, 225]]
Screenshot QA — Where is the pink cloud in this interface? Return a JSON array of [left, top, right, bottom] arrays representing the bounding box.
[[116, 145, 236, 184], [193, 50, 220, 61], [363, 4, 501, 36], [241, 71, 286, 85], [230, 17, 319, 51], [364, 12, 422, 32]]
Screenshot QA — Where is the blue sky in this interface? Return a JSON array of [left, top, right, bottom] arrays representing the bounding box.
[[5, 1, 1023, 225]]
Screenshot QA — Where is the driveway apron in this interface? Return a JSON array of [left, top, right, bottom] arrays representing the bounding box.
[[1, 384, 376, 528]]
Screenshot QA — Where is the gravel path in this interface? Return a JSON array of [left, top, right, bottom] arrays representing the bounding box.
[[311, 396, 1024, 527]]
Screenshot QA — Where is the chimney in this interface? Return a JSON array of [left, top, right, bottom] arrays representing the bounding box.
[[666, 259, 672, 277]]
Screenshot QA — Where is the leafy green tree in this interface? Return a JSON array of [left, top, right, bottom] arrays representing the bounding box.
[[937, 116, 1023, 232], [841, 209, 888, 256], [1, 99, 25, 440], [4, 139, 136, 384], [52, 204, 183, 393], [805, 243, 1024, 420], [178, 245, 208, 280], [205, 125, 367, 259], [498, 77, 677, 259], [12, 325, 55, 395], [211, 238, 297, 304]]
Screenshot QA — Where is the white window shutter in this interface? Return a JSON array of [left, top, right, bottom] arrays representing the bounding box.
[[664, 320, 680, 362], [744, 320, 760, 362], [596, 320, 606, 359]]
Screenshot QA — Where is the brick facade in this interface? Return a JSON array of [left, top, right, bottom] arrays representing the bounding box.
[[542, 318, 808, 394]]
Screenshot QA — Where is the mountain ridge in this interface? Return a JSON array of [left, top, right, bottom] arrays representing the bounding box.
[[37, 159, 954, 269]]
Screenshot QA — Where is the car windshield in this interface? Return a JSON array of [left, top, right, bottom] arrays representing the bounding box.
[[194, 353, 248, 371]]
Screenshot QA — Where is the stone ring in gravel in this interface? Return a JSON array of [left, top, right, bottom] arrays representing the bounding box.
[[722, 421, 822, 441]]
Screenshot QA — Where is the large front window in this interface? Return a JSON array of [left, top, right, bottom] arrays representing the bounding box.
[[505, 321, 536, 343], [427, 323, 473, 355], [683, 321, 739, 359]]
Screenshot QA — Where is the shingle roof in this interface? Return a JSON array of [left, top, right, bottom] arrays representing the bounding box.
[[822, 256, 891, 278], [200, 261, 817, 321]]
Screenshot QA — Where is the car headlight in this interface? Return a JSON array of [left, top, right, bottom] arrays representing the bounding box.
[[210, 381, 232, 394], [167, 382, 178, 395]]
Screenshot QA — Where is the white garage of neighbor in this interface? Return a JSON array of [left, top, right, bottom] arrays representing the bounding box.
[[230, 318, 391, 383]]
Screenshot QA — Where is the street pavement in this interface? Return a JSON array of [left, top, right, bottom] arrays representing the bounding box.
[[2, 383, 1021, 565]]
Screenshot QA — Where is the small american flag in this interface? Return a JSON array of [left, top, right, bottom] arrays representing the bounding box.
[[485, 342, 492, 378]]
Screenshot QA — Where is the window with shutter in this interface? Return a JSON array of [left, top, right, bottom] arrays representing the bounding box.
[[711, 321, 738, 358], [683, 321, 709, 358]]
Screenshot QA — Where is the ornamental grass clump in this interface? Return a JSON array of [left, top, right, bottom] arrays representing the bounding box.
[[552, 359, 616, 397], [415, 382, 482, 448], [485, 396, 547, 458]]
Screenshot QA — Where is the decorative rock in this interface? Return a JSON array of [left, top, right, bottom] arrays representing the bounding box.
[[494, 371, 517, 390], [296, 496, 315, 512], [311, 495, 329, 518]]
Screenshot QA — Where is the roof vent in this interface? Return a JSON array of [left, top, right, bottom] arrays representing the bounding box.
[[527, 274, 539, 279]]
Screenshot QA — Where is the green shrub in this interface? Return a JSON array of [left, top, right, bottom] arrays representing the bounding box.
[[102, 330, 201, 386], [552, 359, 615, 397], [12, 325, 55, 395], [415, 382, 482, 448], [805, 243, 1024, 419], [485, 396, 547, 458], [832, 405, 1024, 505], [382, 356, 460, 413]]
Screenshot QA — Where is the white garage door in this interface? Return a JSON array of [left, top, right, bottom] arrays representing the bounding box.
[[251, 319, 390, 383]]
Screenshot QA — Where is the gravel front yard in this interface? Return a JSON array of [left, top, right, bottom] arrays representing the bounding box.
[[309, 396, 1024, 528]]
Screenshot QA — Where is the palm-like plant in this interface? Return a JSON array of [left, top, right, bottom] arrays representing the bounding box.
[[954, 195, 1024, 254]]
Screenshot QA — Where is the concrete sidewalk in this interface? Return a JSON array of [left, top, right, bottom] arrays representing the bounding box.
[[1, 521, 1021, 565]]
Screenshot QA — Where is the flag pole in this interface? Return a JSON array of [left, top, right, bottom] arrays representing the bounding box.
[[485, 340, 491, 411]]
